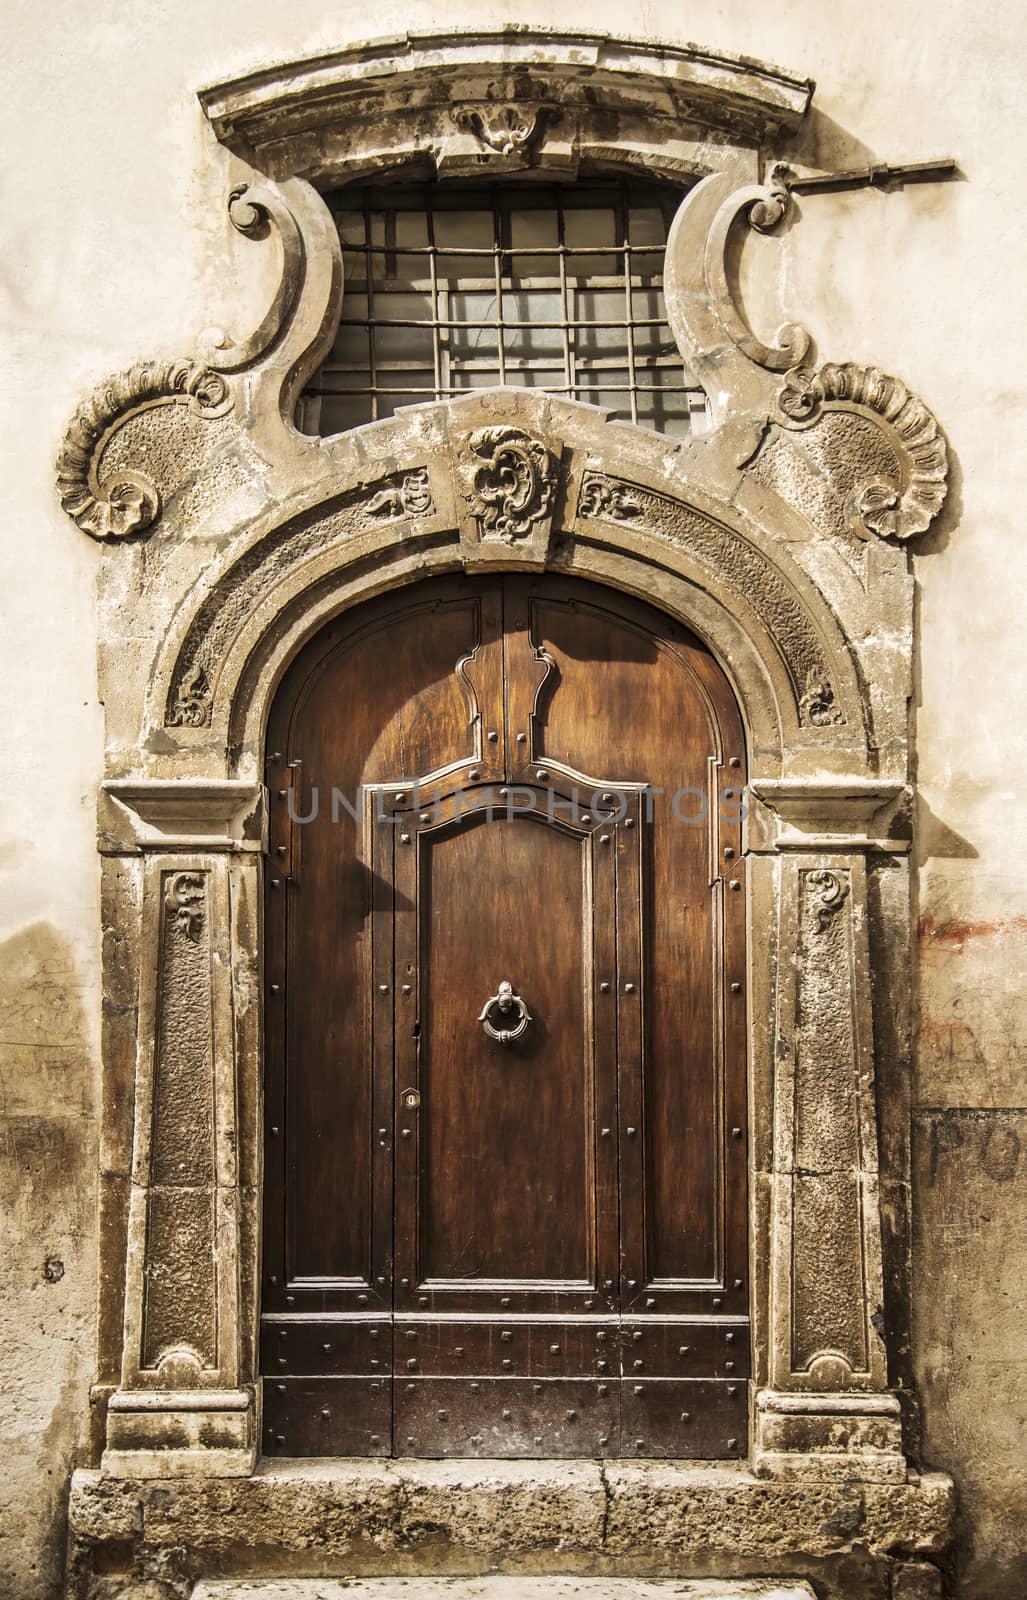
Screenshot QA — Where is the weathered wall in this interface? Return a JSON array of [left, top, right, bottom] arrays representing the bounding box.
[[0, 3, 1023, 1597]]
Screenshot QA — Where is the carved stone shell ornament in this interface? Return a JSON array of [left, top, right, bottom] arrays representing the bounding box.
[[460, 426, 559, 541], [55, 360, 231, 540], [778, 362, 948, 541]]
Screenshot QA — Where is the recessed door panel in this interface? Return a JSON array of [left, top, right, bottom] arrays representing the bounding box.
[[417, 812, 593, 1287]]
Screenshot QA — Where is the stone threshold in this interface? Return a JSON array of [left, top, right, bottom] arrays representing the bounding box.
[[193, 1581, 816, 1600], [68, 1458, 953, 1600]]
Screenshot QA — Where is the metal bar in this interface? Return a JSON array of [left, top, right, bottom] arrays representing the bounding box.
[[619, 185, 638, 426], [344, 275, 638, 294], [314, 382, 694, 398], [426, 199, 443, 403], [322, 354, 683, 375], [360, 242, 665, 258], [557, 195, 574, 403], [335, 317, 670, 332], [493, 186, 507, 386], [786, 157, 958, 195], [364, 190, 377, 423]]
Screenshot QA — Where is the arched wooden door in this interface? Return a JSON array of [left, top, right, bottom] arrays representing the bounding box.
[[262, 574, 748, 1459]]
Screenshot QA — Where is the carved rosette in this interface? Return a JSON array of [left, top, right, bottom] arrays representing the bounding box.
[[459, 426, 559, 542], [56, 360, 232, 540]]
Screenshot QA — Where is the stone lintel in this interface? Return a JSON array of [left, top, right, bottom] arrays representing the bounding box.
[[746, 779, 910, 853], [100, 779, 266, 854]]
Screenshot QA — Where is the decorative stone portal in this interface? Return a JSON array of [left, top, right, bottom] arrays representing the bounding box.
[[62, 28, 954, 1600]]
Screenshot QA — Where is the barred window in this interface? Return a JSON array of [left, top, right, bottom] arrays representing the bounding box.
[[299, 178, 704, 439]]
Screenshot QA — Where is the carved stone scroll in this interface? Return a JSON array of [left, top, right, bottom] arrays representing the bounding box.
[[458, 426, 559, 542], [664, 170, 949, 539], [199, 183, 306, 372], [57, 178, 344, 544], [702, 170, 813, 377], [778, 362, 948, 541]]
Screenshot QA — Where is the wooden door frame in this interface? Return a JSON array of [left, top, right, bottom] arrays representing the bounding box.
[[63, 104, 948, 1494]]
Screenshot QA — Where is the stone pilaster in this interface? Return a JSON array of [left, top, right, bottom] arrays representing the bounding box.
[[747, 780, 910, 1481], [99, 782, 264, 1476]]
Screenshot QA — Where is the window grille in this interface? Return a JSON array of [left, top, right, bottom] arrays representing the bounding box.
[[299, 179, 705, 438]]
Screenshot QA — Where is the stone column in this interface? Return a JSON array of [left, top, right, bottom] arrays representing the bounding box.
[[747, 779, 910, 1481], [98, 781, 264, 1476]]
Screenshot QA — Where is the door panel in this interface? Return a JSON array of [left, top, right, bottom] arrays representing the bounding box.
[[389, 788, 621, 1314], [415, 812, 593, 1287], [262, 573, 748, 1460], [393, 1377, 619, 1459]]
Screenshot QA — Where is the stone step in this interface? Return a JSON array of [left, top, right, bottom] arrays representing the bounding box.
[[193, 1581, 816, 1600]]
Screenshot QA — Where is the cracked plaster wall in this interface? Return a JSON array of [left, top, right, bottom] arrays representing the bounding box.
[[0, 2, 1024, 1597]]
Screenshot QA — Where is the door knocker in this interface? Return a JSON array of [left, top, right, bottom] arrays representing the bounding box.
[[478, 979, 532, 1046]]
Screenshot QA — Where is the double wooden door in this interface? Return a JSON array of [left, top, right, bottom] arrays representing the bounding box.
[[262, 574, 748, 1458]]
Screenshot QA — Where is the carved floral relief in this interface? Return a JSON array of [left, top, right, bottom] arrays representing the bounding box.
[[458, 426, 559, 542]]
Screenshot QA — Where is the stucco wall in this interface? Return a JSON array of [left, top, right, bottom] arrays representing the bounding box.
[[0, 3, 1023, 1597]]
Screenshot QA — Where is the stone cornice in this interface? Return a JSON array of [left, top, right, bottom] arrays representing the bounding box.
[[100, 780, 266, 854], [198, 29, 814, 178], [747, 779, 911, 853]]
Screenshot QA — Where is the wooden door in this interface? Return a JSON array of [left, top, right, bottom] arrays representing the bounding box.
[[262, 574, 748, 1459]]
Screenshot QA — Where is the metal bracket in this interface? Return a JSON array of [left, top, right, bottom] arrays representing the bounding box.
[[780, 157, 958, 196]]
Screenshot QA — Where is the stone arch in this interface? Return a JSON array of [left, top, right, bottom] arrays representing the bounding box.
[[147, 393, 871, 781]]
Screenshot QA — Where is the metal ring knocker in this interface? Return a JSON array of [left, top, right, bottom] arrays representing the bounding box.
[[478, 979, 532, 1047]]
